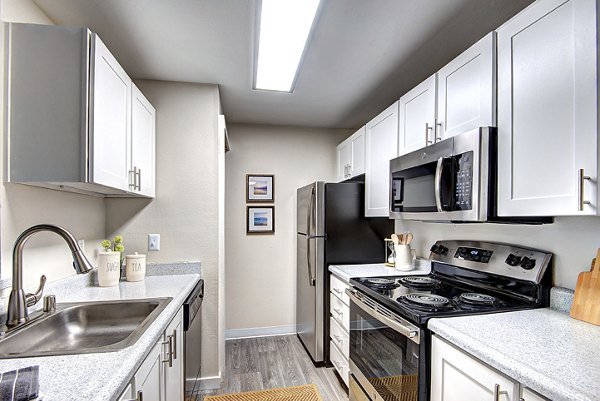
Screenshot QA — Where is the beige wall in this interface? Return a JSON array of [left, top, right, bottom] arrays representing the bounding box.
[[395, 217, 600, 290], [105, 80, 223, 383], [224, 124, 349, 334], [0, 0, 105, 289]]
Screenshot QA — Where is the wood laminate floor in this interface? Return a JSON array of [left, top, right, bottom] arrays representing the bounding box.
[[187, 335, 349, 401]]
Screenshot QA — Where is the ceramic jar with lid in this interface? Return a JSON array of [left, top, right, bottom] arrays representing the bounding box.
[[125, 252, 146, 282]]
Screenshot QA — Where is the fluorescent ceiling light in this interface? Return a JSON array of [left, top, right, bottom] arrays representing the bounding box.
[[255, 0, 321, 92]]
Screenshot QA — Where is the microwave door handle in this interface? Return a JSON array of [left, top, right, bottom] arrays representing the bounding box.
[[434, 157, 445, 212]]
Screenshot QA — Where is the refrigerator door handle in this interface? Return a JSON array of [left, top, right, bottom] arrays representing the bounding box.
[[306, 187, 316, 287]]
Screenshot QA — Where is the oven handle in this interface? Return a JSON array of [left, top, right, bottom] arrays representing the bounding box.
[[346, 288, 420, 344]]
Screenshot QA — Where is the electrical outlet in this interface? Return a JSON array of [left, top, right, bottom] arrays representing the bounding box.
[[148, 234, 160, 251], [78, 239, 85, 251]]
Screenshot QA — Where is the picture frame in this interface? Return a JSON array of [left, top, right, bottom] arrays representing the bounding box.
[[246, 174, 274, 203], [247, 206, 275, 234]]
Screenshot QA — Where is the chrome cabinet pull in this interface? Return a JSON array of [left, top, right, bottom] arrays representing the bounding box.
[[162, 334, 173, 367], [333, 334, 343, 343], [333, 308, 343, 316], [579, 168, 591, 211], [171, 329, 177, 360], [129, 168, 137, 189], [435, 120, 442, 142], [493, 384, 500, 401], [425, 123, 433, 145], [333, 288, 342, 295], [137, 168, 142, 191]]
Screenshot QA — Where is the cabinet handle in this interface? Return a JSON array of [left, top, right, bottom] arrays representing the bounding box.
[[425, 123, 433, 145], [137, 390, 143, 401], [162, 335, 173, 367], [129, 167, 137, 189], [334, 361, 342, 369], [136, 168, 142, 191], [578, 168, 591, 211], [171, 329, 177, 360], [493, 384, 500, 401], [333, 288, 342, 295], [333, 308, 343, 317], [333, 334, 343, 343], [435, 120, 442, 142]]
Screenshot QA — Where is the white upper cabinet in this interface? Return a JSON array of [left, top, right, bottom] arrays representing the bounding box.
[[336, 126, 366, 182], [437, 32, 496, 139], [6, 23, 155, 198], [398, 32, 496, 156], [365, 102, 399, 217], [398, 75, 436, 155], [90, 35, 132, 192], [131, 84, 156, 197], [497, 0, 597, 216]]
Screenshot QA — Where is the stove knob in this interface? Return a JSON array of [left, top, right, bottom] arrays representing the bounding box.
[[520, 257, 536, 270], [430, 245, 440, 254], [505, 253, 521, 267], [438, 245, 449, 255]]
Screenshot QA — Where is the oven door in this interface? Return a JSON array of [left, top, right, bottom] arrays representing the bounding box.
[[346, 288, 425, 401]]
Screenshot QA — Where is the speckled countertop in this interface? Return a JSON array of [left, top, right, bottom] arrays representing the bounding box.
[[429, 304, 600, 401], [0, 263, 201, 401], [329, 259, 431, 283]]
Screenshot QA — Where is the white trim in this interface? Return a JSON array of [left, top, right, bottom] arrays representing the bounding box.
[[225, 325, 295, 340], [186, 374, 224, 391]]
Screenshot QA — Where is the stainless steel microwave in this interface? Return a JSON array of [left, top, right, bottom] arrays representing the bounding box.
[[389, 127, 495, 222]]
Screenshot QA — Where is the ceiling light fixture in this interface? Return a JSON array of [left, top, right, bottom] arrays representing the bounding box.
[[254, 0, 321, 92]]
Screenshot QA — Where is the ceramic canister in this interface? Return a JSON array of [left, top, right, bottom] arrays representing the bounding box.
[[97, 251, 121, 287], [126, 252, 146, 282]]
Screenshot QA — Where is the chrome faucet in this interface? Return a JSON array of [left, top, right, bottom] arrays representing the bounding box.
[[5, 224, 93, 328]]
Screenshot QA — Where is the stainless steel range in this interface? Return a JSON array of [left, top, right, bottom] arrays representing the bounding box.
[[346, 240, 552, 401]]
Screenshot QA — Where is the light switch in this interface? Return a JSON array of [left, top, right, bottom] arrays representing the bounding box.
[[148, 234, 160, 251]]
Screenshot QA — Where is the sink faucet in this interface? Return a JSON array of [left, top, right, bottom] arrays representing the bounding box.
[[6, 224, 93, 328]]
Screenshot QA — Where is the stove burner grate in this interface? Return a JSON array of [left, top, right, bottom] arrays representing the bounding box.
[[403, 293, 450, 307], [459, 293, 497, 305], [366, 278, 396, 286]]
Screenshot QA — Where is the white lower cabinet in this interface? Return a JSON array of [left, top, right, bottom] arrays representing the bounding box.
[[432, 335, 551, 401], [329, 274, 350, 386], [431, 335, 519, 401], [119, 307, 184, 401]]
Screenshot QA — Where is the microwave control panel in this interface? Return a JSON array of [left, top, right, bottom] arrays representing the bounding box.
[[454, 151, 473, 210]]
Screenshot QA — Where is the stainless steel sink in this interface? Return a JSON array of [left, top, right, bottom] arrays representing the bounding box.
[[0, 297, 172, 358]]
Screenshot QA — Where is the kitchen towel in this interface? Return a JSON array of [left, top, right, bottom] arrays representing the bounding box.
[[0, 365, 40, 401]]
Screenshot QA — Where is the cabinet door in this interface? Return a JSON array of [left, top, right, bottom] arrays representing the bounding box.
[[90, 34, 132, 191], [431, 335, 519, 401], [336, 140, 351, 182], [497, 0, 597, 216], [131, 84, 156, 197], [521, 387, 549, 401], [350, 126, 366, 177], [134, 340, 163, 401], [164, 309, 184, 401], [117, 382, 133, 401], [365, 102, 399, 217], [398, 75, 436, 155], [437, 32, 495, 140]]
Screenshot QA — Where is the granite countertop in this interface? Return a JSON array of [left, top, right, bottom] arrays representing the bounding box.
[[0, 264, 201, 401], [329, 259, 431, 283], [429, 306, 600, 401]]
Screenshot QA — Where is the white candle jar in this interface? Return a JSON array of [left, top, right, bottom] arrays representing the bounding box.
[[97, 251, 121, 287]]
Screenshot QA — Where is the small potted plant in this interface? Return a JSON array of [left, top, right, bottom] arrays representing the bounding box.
[[98, 235, 125, 287]]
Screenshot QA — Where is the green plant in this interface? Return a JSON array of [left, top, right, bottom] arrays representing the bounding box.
[[102, 235, 125, 263]]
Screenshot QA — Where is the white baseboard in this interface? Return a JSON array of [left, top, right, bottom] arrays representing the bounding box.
[[186, 374, 224, 391], [225, 325, 295, 340]]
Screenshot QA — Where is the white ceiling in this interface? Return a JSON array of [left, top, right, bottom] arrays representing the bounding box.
[[33, 0, 533, 129]]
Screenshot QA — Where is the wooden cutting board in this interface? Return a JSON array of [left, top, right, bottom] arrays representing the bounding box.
[[570, 249, 600, 325]]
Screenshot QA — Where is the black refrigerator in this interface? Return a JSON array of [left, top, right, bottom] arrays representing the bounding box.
[[296, 180, 393, 364]]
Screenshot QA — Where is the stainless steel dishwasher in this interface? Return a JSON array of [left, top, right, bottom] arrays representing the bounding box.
[[183, 279, 204, 392]]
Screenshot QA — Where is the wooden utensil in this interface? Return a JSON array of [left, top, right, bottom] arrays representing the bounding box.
[[391, 234, 399, 245], [405, 233, 413, 245], [570, 249, 600, 325]]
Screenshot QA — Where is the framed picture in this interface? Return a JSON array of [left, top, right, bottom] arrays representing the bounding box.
[[246, 174, 274, 203], [247, 206, 275, 234]]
